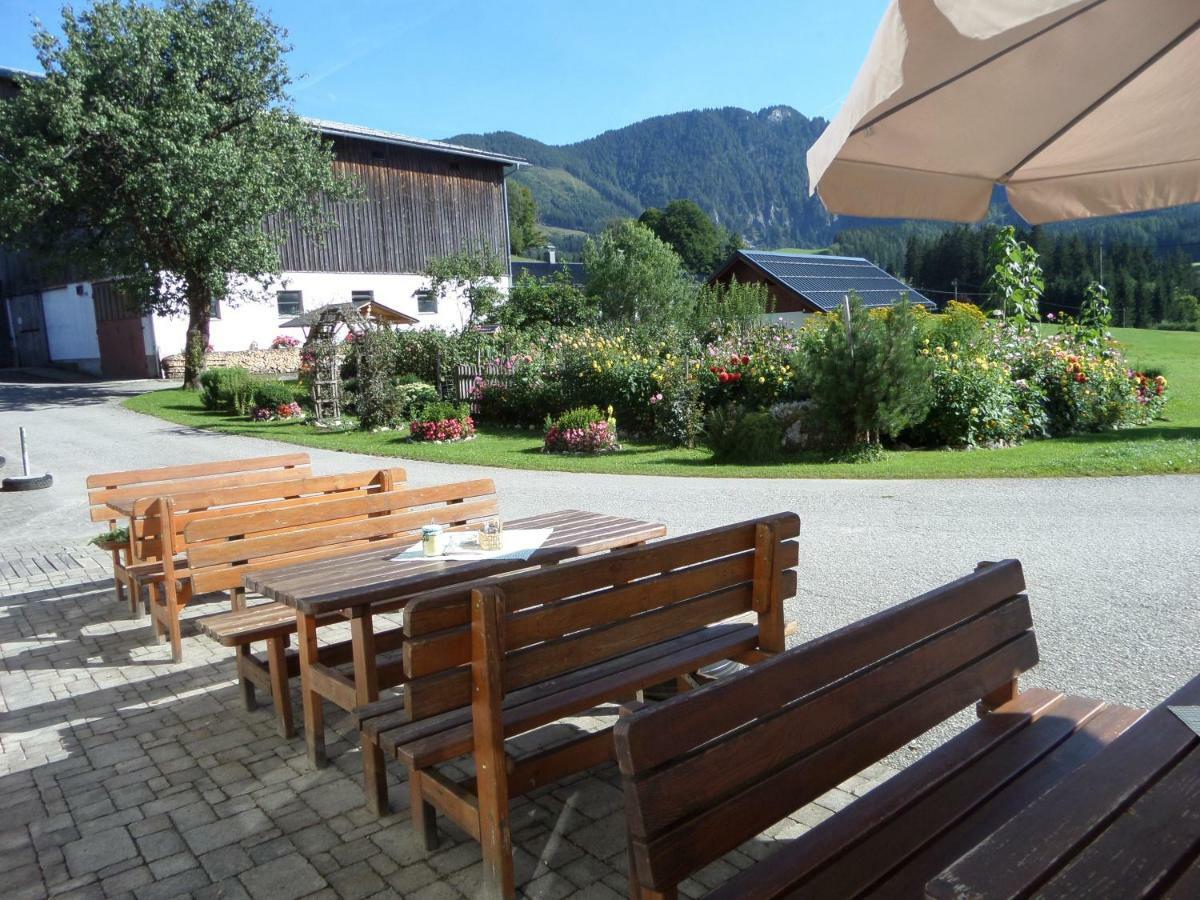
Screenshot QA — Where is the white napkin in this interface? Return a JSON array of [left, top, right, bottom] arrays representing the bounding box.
[[390, 528, 554, 563]]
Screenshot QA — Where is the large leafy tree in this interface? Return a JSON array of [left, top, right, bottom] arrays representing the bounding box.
[[0, 0, 359, 387], [638, 199, 742, 276], [507, 182, 543, 255], [583, 219, 694, 323]]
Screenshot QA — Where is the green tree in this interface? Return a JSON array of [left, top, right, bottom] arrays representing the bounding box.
[[507, 182, 543, 255], [426, 245, 506, 330], [0, 0, 359, 388], [583, 219, 695, 323], [497, 269, 597, 330], [800, 297, 933, 448], [638, 199, 741, 275]]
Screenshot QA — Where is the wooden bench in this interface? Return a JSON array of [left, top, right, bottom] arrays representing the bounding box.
[[361, 512, 800, 899], [613, 559, 1146, 900], [126, 466, 405, 625], [86, 453, 312, 613], [179, 479, 498, 733]]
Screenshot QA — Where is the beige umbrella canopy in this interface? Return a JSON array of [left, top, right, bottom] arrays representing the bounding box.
[[808, 0, 1200, 224]]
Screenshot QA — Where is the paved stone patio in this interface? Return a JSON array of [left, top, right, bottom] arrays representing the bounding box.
[[0, 541, 896, 899]]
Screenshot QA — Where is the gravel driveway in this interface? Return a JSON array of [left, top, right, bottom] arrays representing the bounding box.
[[3, 376, 1197, 712]]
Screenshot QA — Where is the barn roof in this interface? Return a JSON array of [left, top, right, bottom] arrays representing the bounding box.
[[715, 250, 935, 311], [280, 300, 418, 329], [303, 118, 525, 168]]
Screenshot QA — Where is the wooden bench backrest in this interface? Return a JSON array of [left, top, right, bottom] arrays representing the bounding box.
[[86, 453, 312, 523], [613, 559, 1035, 895], [402, 512, 800, 721], [128, 467, 406, 561], [180, 478, 498, 594]]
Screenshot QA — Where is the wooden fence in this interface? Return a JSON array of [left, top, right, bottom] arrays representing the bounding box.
[[452, 362, 516, 413]]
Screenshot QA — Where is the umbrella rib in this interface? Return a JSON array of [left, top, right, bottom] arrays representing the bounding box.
[[1012, 155, 1200, 185], [851, 0, 1108, 137], [1000, 14, 1200, 182]]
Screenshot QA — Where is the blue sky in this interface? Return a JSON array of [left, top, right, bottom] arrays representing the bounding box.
[[0, 0, 891, 144]]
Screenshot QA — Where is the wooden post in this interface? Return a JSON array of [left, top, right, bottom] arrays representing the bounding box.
[[752, 521, 785, 653], [471, 585, 515, 899], [266, 636, 294, 738], [296, 611, 326, 768], [158, 498, 184, 663]]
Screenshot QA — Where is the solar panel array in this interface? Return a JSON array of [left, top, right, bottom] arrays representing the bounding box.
[[741, 251, 935, 311]]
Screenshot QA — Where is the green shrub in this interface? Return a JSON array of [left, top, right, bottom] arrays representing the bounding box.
[[354, 329, 402, 430], [251, 379, 297, 411], [396, 381, 440, 420], [199, 367, 255, 413], [799, 298, 933, 448], [412, 400, 471, 424], [703, 404, 782, 462], [543, 406, 619, 453], [928, 300, 989, 351], [547, 405, 607, 431]]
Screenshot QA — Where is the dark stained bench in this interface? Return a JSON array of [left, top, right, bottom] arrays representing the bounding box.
[[614, 559, 1146, 899], [360, 512, 800, 899]]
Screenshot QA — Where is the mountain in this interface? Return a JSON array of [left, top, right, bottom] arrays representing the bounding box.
[[450, 105, 834, 247], [450, 106, 1200, 257]]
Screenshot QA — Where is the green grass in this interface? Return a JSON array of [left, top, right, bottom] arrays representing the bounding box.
[[123, 327, 1200, 479]]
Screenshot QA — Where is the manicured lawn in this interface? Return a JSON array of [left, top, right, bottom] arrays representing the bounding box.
[[124, 327, 1200, 479]]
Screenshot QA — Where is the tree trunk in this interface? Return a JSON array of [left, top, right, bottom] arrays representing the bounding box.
[[182, 280, 213, 390]]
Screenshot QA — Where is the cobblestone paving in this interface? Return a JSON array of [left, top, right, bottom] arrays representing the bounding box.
[[0, 544, 896, 899]]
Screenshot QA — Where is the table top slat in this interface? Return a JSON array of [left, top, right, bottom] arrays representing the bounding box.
[[246, 509, 665, 615]]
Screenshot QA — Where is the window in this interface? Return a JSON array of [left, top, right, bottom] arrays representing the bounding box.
[[351, 290, 374, 304], [276, 290, 303, 317], [416, 290, 437, 314], [210, 297, 222, 320]]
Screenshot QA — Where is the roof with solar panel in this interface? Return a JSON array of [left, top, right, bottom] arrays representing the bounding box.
[[711, 250, 935, 312]]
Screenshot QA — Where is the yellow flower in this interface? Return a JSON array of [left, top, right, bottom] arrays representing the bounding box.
[[970, 407, 979, 416], [758, 376, 766, 384]]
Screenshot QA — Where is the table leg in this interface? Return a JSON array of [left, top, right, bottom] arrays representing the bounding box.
[[296, 611, 326, 768], [351, 606, 387, 814]]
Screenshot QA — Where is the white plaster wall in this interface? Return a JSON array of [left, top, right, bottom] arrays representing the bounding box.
[[42, 283, 101, 372], [149, 271, 506, 359]]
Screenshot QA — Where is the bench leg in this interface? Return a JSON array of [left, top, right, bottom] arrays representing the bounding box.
[[236, 646, 258, 711], [165, 585, 183, 663], [127, 575, 141, 619], [350, 606, 387, 815], [266, 636, 294, 739], [408, 768, 440, 851], [149, 584, 166, 642], [296, 612, 326, 768], [110, 548, 126, 607]]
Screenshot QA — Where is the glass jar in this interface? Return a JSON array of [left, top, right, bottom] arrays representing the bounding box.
[[478, 517, 504, 551]]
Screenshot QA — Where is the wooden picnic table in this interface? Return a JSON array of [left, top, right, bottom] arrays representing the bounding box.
[[245, 508, 666, 811], [927, 669, 1200, 899]]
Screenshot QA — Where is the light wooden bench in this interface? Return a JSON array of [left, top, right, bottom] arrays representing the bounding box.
[[360, 512, 800, 899], [86, 453, 312, 613], [614, 559, 1145, 899], [182, 479, 498, 733], [126, 466, 405, 626]]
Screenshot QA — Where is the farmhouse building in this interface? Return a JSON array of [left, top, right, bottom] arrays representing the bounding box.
[[0, 66, 524, 376], [709, 250, 935, 321]]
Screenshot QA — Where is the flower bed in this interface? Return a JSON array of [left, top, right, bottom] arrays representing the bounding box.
[[409, 401, 475, 443], [544, 406, 620, 454], [252, 401, 304, 421]]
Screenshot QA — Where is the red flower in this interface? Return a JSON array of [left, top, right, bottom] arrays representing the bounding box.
[[740, 355, 750, 365], [1074, 372, 1086, 383], [730, 355, 740, 366], [718, 372, 730, 383], [710, 366, 720, 374], [731, 372, 742, 382]]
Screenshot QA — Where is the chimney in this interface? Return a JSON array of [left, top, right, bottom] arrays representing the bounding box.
[[544, 244, 557, 264]]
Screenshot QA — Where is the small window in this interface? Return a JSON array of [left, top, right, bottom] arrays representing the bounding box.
[[416, 290, 437, 314], [351, 290, 374, 304], [210, 297, 222, 320], [276, 290, 303, 317]]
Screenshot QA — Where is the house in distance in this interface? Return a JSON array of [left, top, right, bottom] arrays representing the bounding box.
[[709, 250, 935, 325], [0, 64, 525, 376]]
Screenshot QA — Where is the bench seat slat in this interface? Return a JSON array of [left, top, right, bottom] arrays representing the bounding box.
[[390, 623, 759, 769]]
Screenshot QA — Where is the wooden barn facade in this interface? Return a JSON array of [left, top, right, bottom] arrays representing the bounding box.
[[0, 67, 523, 375]]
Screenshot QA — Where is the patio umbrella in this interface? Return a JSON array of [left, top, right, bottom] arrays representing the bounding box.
[[807, 0, 1200, 224]]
